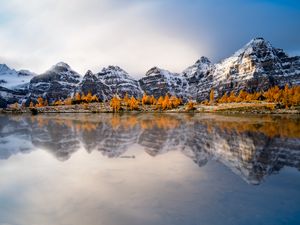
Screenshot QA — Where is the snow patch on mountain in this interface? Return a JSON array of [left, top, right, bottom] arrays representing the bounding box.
[[96, 65, 142, 98], [0, 64, 35, 89]]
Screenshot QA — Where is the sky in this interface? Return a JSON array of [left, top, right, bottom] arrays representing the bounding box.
[[0, 0, 299, 77]]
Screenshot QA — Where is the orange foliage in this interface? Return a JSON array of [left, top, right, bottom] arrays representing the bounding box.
[[29, 101, 34, 108], [36, 96, 44, 107], [53, 100, 63, 106], [82, 92, 93, 103], [186, 101, 196, 111], [218, 93, 228, 103], [162, 95, 171, 110], [75, 93, 81, 101], [170, 96, 182, 108], [64, 97, 72, 105], [110, 95, 121, 112], [91, 95, 99, 102], [142, 94, 151, 105], [215, 84, 300, 108], [155, 94, 181, 110], [150, 95, 156, 105], [209, 89, 214, 104], [129, 96, 139, 110], [122, 93, 130, 109]]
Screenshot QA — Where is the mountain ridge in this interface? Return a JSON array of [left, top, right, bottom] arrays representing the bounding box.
[[0, 37, 299, 107]]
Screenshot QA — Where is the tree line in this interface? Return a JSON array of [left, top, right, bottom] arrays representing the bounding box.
[[210, 84, 300, 108], [9, 84, 299, 111]]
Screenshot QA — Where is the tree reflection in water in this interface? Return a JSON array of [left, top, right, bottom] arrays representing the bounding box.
[[0, 113, 299, 184]]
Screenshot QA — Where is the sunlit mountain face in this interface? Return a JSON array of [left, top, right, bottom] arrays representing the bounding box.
[[1, 113, 299, 185]]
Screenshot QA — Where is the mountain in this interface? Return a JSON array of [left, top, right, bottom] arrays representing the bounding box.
[[28, 62, 81, 101], [182, 56, 214, 100], [78, 66, 142, 101], [77, 70, 112, 101], [0, 64, 35, 89], [139, 67, 189, 99], [0, 64, 35, 107], [0, 37, 299, 107], [183, 37, 300, 101], [96, 65, 142, 98]]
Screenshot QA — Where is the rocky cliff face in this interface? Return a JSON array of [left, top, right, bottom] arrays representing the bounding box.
[[96, 66, 142, 98], [29, 62, 81, 101], [138, 38, 300, 102], [77, 70, 112, 101], [183, 38, 300, 101], [182, 57, 214, 100], [0, 64, 35, 106], [139, 67, 189, 99], [78, 66, 143, 100], [0, 37, 299, 106], [0, 64, 35, 89]]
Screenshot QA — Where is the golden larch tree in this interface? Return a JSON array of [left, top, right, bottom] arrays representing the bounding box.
[[209, 89, 214, 104], [110, 96, 121, 112], [36, 97, 44, 107]]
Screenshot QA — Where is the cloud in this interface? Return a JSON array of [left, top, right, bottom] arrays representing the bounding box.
[[0, 0, 299, 77], [0, 0, 201, 76]]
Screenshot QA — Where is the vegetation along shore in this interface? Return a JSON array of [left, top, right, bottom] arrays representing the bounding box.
[[1, 84, 300, 114]]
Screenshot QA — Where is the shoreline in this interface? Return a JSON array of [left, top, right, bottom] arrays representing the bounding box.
[[1, 102, 299, 115]]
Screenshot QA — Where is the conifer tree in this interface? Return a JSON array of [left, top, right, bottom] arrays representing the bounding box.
[[209, 89, 214, 104], [36, 97, 44, 107]]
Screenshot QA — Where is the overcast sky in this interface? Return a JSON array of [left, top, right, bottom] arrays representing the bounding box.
[[0, 0, 299, 77]]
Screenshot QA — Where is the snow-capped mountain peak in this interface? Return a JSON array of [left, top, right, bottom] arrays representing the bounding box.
[[96, 65, 142, 98], [195, 56, 211, 65], [182, 56, 213, 79], [140, 67, 188, 98], [0, 64, 14, 73], [51, 62, 71, 70], [0, 63, 35, 89], [0, 37, 299, 108]]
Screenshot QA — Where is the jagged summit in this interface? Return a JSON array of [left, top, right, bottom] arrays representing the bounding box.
[[0, 63, 34, 90], [51, 62, 71, 69], [145, 66, 171, 77], [232, 37, 278, 59], [183, 56, 213, 79], [28, 62, 81, 101], [106, 65, 124, 71], [140, 66, 188, 99], [0, 37, 299, 107], [96, 65, 142, 98], [0, 64, 12, 73], [84, 70, 94, 77], [195, 56, 211, 65]]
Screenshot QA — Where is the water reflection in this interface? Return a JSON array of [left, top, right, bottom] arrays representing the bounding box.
[[0, 113, 300, 184]]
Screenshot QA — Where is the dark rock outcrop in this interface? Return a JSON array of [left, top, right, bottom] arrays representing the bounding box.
[[77, 70, 112, 101], [29, 62, 81, 101], [96, 66, 142, 98], [139, 67, 189, 99]]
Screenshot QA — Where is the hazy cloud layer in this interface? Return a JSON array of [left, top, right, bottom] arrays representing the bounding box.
[[0, 0, 299, 77]]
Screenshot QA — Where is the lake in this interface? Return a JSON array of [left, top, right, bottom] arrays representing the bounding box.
[[0, 113, 300, 225]]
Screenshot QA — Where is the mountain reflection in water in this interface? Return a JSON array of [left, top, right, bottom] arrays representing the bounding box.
[[0, 113, 299, 185]]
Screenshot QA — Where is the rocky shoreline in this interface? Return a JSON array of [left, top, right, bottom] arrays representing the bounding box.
[[1, 102, 299, 114]]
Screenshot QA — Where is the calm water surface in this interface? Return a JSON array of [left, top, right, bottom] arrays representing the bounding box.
[[0, 113, 300, 225]]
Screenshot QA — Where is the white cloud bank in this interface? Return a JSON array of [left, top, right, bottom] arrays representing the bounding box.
[[0, 0, 205, 77], [0, 0, 299, 77]]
